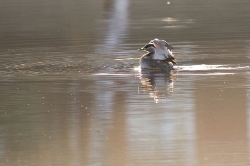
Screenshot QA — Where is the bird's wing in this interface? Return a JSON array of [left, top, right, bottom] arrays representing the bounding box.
[[161, 40, 173, 51]]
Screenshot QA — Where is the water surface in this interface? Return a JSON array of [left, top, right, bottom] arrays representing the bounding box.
[[1, 0, 250, 165]]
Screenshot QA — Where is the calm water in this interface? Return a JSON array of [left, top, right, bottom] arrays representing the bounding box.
[[1, 0, 250, 165]]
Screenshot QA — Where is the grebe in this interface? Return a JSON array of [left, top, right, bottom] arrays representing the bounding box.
[[138, 38, 176, 71]]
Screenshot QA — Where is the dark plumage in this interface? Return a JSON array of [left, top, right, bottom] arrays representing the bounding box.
[[138, 43, 155, 53]]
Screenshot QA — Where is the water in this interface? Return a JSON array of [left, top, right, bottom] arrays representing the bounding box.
[[1, 0, 250, 165]]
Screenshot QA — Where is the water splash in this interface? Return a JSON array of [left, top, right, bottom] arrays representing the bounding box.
[[175, 64, 249, 71]]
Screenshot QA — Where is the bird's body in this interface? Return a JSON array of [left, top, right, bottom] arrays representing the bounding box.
[[138, 39, 176, 71]]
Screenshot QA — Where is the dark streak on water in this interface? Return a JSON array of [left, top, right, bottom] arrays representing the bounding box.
[[1, 0, 250, 166]]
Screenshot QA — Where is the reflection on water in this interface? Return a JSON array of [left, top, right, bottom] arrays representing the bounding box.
[[1, 0, 250, 165], [139, 72, 174, 103], [100, 0, 129, 52]]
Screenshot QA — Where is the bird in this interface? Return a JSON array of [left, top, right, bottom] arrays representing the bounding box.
[[138, 38, 176, 71]]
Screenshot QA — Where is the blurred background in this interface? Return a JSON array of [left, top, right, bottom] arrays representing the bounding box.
[[1, 0, 250, 165]]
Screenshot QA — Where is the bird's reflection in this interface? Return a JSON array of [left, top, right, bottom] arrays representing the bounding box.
[[138, 70, 175, 103]]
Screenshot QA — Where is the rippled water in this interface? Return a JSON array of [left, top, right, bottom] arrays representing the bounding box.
[[1, 0, 250, 165]]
